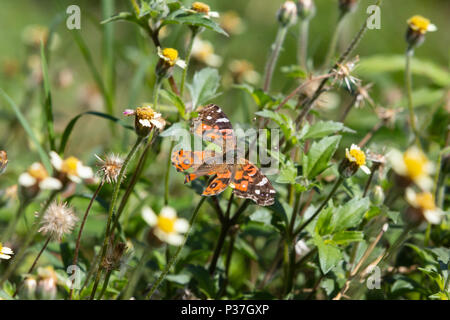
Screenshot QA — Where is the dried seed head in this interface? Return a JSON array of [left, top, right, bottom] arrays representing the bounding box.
[[277, 1, 298, 26], [38, 201, 78, 241], [96, 153, 124, 184]]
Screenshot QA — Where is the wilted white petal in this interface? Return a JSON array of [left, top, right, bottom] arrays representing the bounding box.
[[160, 206, 177, 219], [424, 209, 443, 225], [176, 59, 187, 69], [174, 218, 189, 233], [139, 119, 152, 127], [77, 165, 93, 179], [360, 165, 371, 175], [166, 233, 184, 246], [405, 188, 417, 207], [49, 151, 63, 170], [19, 172, 36, 187], [39, 177, 62, 190], [142, 207, 157, 226], [0, 254, 11, 260], [150, 119, 165, 130]]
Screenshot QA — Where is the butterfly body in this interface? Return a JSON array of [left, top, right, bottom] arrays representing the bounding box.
[[171, 104, 276, 206]]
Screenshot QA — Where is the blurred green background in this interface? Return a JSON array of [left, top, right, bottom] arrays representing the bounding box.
[[0, 0, 449, 181]]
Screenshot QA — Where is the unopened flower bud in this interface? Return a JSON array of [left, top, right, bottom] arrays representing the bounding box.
[[20, 277, 37, 300], [297, 0, 316, 20], [277, 1, 298, 26], [370, 186, 385, 205], [338, 0, 358, 16]]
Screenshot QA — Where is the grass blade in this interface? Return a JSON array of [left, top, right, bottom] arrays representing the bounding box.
[[40, 40, 56, 151], [58, 111, 133, 155], [0, 88, 52, 173]]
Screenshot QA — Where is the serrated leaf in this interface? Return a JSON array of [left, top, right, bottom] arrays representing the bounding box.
[[159, 122, 188, 138], [313, 233, 342, 274], [188, 68, 221, 109], [163, 11, 228, 36], [160, 89, 186, 119], [165, 274, 190, 285], [302, 135, 341, 179], [249, 208, 272, 225], [302, 121, 350, 140], [275, 161, 297, 184], [233, 84, 278, 108], [330, 197, 370, 233]]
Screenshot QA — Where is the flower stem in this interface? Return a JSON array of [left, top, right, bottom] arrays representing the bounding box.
[[405, 49, 421, 147], [0, 190, 57, 286], [97, 269, 112, 300], [323, 16, 344, 70], [263, 26, 288, 92], [293, 177, 343, 237], [298, 19, 310, 70], [89, 136, 144, 300], [122, 250, 151, 300], [69, 180, 104, 300], [146, 196, 206, 300]]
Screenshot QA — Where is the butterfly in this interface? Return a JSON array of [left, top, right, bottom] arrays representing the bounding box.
[[171, 104, 276, 206]]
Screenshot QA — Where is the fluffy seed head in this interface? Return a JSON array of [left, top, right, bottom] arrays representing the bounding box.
[[38, 201, 78, 241], [96, 153, 124, 184]]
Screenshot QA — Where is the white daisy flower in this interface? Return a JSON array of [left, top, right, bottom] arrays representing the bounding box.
[[406, 188, 444, 225], [18, 162, 62, 190], [0, 242, 14, 260], [50, 151, 93, 183], [142, 206, 189, 246], [157, 47, 187, 69], [345, 144, 371, 175], [387, 147, 434, 191]]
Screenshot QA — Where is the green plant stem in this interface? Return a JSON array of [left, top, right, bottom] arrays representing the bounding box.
[[217, 229, 237, 298], [69, 180, 104, 300], [298, 19, 310, 70], [405, 49, 420, 147], [381, 226, 412, 265], [123, 250, 151, 300], [293, 177, 343, 237], [3, 200, 29, 242], [89, 136, 144, 300], [146, 196, 206, 299], [97, 269, 112, 300], [0, 190, 57, 286], [180, 28, 197, 97], [263, 26, 288, 92]]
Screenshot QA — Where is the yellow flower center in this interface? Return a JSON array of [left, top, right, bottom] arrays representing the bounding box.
[[0, 243, 3, 252], [162, 48, 178, 65], [415, 192, 435, 211], [407, 15, 431, 34], [157, 216, 175, 233], [192, 2, 210, 14], [28, 163, 49, 181], [348, 149, 366, 166], [403, 150, 427, 179], [61, 157, 80, 176], [136, 106, 155, 120]]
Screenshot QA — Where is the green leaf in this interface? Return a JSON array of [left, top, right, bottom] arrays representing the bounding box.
[[301, 121, 353, 140], [101, 12, 137, 25], [162, 11, 228, 36], [280, 65, 307, 78], [302, 135, 341, 179], [357, 54, 450, 87], [188, 68, 221, 109], [59, 111, 133, 155], [313, 233, 342, 274], [160, 89, 186, 119], [249, 208, 272, 225], [233, 84, 278, 109], [429, 247, 450, 264], [234, 237, 258, 260], [275, 161, 297, 184], [314, 207, 334, 235], [186, 265, 217, 298], [0, 89, 52, 173], [331, 231, 364, 245], [330, 197, 370, 233], [165, 274, 190, 285], [40, 41, 56, 151]]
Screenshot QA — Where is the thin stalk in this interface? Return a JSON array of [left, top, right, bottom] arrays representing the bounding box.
[[217, 229, 237, 298], [298, 19, 310, 70], [180, 28, 198, 97], [90, 136, 144, 299], [405, 49, 420, 147], [362, 164, 377, 197], [69, 180, 104, 299], [358, 120, 384, 148], [0, 190, 57, 286], [208, 221, 231, 275], [294, 177, 343, 237], [146, 197, 206, 299], [263, 26, 288, 92], [97, 269, 112, 300], [122, 250, 151, 300], [340, 95, 358, 123]]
